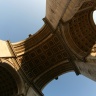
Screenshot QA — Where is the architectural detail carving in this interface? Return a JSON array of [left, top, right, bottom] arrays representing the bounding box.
[[0, 0, 96, 96]]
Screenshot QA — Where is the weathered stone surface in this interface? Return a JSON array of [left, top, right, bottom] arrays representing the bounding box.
[[0, 0, 96, 95], [0, 40, 14, 57], [46, 0, 70, 29]]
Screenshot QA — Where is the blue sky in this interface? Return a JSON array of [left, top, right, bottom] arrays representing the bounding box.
[[0, 0, 96, 96], [0, 0, 45, 42]]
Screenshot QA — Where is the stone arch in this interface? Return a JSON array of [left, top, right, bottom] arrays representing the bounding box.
[[33, 62, 74, 90], [0, 62, 25, 96], [41, 71, 74, 91], [61, 8, 96, 60]]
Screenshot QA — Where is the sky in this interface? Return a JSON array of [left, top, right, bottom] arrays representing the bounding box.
[[0, 0, 96, 96], [0, 0, 45, 42]]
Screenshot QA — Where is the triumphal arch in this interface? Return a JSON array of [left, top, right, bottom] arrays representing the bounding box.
[[0, 0, 96, 96]]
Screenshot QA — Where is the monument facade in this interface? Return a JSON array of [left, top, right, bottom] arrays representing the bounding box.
[[0, 0, 96, 96]]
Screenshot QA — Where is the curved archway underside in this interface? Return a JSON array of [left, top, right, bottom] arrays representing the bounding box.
[[11, 0, 96, 89], [0, 0, 96, 93], [0, 66, 18, 96]]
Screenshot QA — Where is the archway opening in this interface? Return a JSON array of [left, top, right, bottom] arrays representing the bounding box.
[[93, 10, 96, 25], [0, 66, 18, 96], [43, 72, 96, 96]]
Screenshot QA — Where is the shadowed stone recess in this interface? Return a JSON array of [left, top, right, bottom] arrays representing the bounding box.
[[0, 66, 18, 96]]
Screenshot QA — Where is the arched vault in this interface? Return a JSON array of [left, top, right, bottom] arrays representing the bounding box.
[[0, 0, 96, 95]]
